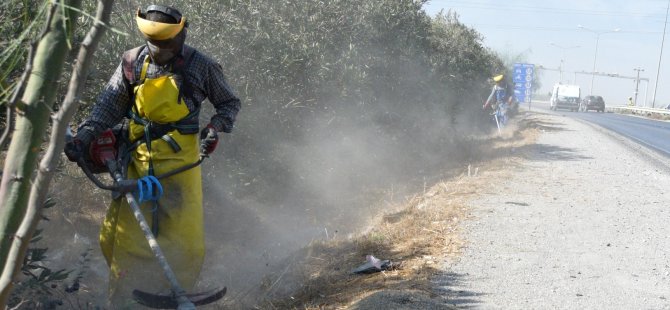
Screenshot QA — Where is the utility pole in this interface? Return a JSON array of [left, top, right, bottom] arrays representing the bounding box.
[[577, 26, 620, 95], [634, 67, 644, 106], [549, 42, 579, 83], [652, 0, 670, 108]]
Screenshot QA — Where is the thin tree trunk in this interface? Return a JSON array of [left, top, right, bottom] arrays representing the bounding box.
[[0, 0, 114, 304], [0, 0, 81, 301]]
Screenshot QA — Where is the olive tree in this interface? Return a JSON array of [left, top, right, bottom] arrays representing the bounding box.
[[0, 0, 114, 305]]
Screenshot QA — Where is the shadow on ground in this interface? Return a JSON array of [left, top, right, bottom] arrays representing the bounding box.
[[516, 117, 571, 133], [503, 143, 593, 162], [433, 272, 487, 309]]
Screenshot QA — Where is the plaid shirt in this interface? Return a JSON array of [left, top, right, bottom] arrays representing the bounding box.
[[77, 44, 240, 144]]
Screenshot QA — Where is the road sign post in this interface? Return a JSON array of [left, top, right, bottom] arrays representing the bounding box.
[[513, 63, 535, 110]]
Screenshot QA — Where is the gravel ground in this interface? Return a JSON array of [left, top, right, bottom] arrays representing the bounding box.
[[441, 111, 670, 309]]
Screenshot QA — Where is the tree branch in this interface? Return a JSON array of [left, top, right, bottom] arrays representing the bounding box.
[[0, 0, 114, 304], [0, 2, 59, 151]]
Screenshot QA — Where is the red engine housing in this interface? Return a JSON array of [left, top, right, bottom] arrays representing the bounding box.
[[88, 129, 117, 171]]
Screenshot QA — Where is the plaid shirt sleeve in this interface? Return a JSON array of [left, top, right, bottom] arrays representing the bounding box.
[[202, 59, 241, 133], [76, 62, 131, 144]]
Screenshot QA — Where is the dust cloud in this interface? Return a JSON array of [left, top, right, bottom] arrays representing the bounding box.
[[40, 73, 488, 308], [195, 84, 486, 306]]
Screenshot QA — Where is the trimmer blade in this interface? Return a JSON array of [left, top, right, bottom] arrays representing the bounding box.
[[132, 287, 227, 309]]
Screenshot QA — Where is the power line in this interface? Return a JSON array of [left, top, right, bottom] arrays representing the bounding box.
[[462, 23, 662, 34], [440, 0, 665, 18]]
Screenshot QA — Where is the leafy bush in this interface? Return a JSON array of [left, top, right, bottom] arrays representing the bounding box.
[[1, 0, 509, 229], [8, 198, 90, 310], [0, 0, 47, 106], [16, 0, 507, 207]]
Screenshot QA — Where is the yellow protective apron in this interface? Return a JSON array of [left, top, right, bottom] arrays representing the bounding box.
[[99, 56, 205, 306]]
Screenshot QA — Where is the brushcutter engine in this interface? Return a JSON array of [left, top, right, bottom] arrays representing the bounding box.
[[87, 129, 118, 174]]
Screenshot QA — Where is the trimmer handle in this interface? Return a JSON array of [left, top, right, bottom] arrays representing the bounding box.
[[67, 127, 206, 193]]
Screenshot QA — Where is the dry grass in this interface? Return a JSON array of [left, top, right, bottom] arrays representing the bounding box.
[[257, 113, 543, 309]]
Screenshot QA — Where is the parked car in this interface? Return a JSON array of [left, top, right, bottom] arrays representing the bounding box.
[[580, 95, 605, 112]]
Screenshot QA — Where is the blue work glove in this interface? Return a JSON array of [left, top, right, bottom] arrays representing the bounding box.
[[199, 124, 219, 155]]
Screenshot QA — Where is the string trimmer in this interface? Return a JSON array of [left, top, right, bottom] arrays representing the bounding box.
[[66, 128, 226, 309]]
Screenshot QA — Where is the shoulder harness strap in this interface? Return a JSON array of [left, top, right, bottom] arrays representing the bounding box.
[[122, 45, 198, 105], [122, 46, 145, 87], [124, 46, 201, 155], [174, 45, 198, 105]]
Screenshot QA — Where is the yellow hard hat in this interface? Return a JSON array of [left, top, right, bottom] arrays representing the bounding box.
[[136, 5, 186, 41], [493, 74, 504, 82]]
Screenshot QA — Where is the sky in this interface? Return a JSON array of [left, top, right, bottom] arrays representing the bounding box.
[[423, 0, 670, 107]]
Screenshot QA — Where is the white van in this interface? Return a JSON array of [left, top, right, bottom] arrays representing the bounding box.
[[550, 84, 581, 111]]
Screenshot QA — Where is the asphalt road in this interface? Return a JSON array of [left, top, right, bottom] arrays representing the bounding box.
[[441, 111, 670, 309], [531, 100, 670, 157]]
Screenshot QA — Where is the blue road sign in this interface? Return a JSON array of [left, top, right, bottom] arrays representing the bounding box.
[[513, 63, 534, 103]]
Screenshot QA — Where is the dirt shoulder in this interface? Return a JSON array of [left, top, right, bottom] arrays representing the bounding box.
[[263, 110, 670, 309], [442, 111, 670, 309]]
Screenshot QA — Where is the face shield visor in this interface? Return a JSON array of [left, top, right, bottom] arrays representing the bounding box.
[[144, 30, 186, 65]]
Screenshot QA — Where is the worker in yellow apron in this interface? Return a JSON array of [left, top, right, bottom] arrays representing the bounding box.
[[65, 5, 240, 307]]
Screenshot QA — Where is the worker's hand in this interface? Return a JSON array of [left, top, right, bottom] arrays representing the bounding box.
[[64, 138, 85, 162], [199, 124, 219, 155]]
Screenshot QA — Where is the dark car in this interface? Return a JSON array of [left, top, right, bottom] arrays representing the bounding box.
[[580, 95, 605, 112]]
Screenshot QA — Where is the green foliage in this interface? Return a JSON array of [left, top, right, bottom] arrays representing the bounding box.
[[71, 0, 508, 201], [82, 1, 502, 124], [0, 0, 49, 103], [428, 10, 505, 121], [7, 198, 72, 310], [4, 0, 508, 216]]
